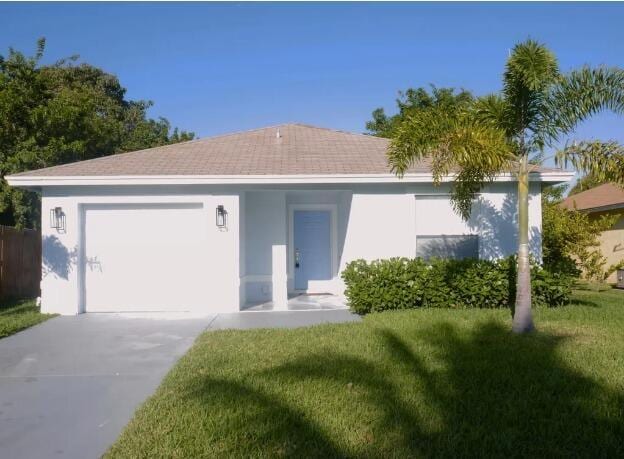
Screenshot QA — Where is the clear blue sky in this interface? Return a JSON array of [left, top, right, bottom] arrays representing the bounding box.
[[1, 2, 623, 150]]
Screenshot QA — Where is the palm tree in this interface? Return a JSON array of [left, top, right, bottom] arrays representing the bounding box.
[[388, 40, 624, 333]]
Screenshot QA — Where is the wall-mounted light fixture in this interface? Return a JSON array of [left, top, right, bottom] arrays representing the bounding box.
[[216, 205, 227, 229], [50, 207, 66, 232]]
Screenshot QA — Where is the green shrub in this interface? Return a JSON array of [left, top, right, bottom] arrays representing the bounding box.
[[531, 267, 574, 307], [341, 258, 428, 313], [447, 258, 512, 308], [421, 258, 452, 308], [542, 184, 619, 282], [342, 256, 572, 314]]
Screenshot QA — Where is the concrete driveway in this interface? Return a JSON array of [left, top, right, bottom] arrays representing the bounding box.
[[0, 313, 211, 459], [0, 309, 359, 459]]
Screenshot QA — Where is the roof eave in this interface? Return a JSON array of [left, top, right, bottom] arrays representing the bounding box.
[[568, 202, 624, 213], [6, 171, 575, 188]]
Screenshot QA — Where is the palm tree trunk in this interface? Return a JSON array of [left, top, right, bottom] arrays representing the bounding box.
[[512, 155, 534, 333]]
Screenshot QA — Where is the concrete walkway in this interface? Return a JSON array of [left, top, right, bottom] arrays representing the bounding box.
[[243, 293, 350, 311], [0, 309, 359, 459], [211, 308, 359, 330]]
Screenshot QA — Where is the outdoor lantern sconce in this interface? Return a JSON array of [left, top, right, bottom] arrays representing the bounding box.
[[50, 206, 66, 232], [216, 205, 227, 229]]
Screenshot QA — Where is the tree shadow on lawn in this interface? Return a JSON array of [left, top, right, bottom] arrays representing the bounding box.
[[183, 376, 345, 457], [185, 322, 624, 458], [568, 298, 602, 308]]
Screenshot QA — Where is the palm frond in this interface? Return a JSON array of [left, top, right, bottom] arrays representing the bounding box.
[[541, 67, 624, 144], [503, 40, 559, 140], [556, 141, 624, 185], [387, 108, 449, 177], [473, 94, 516, 139], [388, 107, 514, 220]]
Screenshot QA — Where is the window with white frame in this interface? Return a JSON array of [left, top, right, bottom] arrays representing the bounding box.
[[415, 234, 479, 260]]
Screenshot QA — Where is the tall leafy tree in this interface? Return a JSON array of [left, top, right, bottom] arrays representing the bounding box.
[[0, 39, 194, 228], [568, 173, 608, 195], [387, 40, 624, 333], [366, 86, 474, 137]]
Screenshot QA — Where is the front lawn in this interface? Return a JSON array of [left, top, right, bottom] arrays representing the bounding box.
[[107, 289, 624, 458], [0, 298, 56, 339]]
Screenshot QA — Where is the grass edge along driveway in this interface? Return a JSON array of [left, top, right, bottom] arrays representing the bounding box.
[[107, 289, 624, 458], [0, 298, 56, 339]]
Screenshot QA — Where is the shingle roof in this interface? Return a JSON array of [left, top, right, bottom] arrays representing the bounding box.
[[561, 183, 624, 212], [12, 123, 561, 178]]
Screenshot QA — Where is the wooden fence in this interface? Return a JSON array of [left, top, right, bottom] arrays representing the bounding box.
[[0, 226, 41, 300]]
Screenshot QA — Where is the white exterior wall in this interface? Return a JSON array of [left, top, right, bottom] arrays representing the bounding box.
[[240, 182, 542, 305], [238, 191, 246, 306], [41, 186, 241, 315], [39, 181, 543, 314], [340, 187, 416, 264], [41, 194, 82, 315], [243, 191, 287, 304]]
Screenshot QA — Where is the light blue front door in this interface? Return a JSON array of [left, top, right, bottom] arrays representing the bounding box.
[[294, 210, 332, 290]]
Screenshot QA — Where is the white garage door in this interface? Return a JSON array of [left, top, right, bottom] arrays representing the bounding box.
[[83, 203, 208, 312]]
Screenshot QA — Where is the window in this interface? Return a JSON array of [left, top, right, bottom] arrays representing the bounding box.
[[415, 234, 479, 260]]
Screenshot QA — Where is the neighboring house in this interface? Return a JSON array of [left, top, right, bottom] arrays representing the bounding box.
[[561, 183, 624, 283], [7, 123, 573, 315]]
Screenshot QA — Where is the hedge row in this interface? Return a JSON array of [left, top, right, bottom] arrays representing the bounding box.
[[341, 257, 573, 314]]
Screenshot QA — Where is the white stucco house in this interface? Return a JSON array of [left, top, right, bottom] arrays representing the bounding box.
[[7, 123, 573, 315]]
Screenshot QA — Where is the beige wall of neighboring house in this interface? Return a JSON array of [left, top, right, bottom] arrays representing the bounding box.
[[591, 211, 624, 283], [562, 184, 624, 284]]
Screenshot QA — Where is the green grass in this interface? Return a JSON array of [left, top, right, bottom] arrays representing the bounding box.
[[0, 298, 56, 338], [107, 289, 624, 458]]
